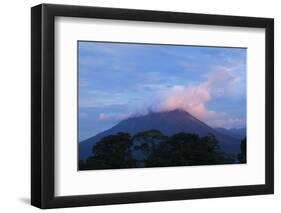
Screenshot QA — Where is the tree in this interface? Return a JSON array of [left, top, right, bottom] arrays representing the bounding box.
[[78, 160, 86, 170], [146, 133, 234, 167], [132, 129, 167, 158], [80, 130, 236, 170], [237, 138, 246, 163], [85, 132, 136, 170]]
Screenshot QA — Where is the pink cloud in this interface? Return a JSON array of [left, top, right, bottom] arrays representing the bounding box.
[[98, 112, 132, 122], [98, 68, 244, 128], [155, 68, 243, 127], [98, 113, 112, 121]]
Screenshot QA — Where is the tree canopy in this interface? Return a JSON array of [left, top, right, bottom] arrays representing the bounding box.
[[79, 130, 244, 170], [237, 137, 246, 163]]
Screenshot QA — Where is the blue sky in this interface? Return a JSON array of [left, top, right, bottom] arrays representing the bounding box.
[[78, 41, 246, 141]]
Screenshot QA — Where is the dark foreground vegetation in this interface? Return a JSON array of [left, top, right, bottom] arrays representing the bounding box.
[[79, 130, 246, 170]]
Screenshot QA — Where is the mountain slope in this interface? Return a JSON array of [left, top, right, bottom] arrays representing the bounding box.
[[79, 109, 241, 160], [215, 127, 246, 140]]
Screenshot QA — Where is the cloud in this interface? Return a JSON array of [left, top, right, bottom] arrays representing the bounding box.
[[98, 113, 112, 121], [153, 68, 243, 128], [84, 67, 244, 128], [98, 112, 132, 122], [80, 90, 131, 108], [206, 66, 240, 97]]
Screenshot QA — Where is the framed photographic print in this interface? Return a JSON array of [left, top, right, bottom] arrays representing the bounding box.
[[31, 3, 274, 209]]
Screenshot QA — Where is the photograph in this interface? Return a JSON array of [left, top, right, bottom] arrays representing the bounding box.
[[78, 41, 247, 170], [30, 3, 274, 209]]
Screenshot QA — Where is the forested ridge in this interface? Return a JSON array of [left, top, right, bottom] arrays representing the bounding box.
[[79, 130, 246, 170]]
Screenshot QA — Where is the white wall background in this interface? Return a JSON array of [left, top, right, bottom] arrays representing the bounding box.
[[0, 0, 279, 212]]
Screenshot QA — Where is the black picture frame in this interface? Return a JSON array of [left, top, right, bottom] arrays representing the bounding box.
[[31, 3, 274, 209]]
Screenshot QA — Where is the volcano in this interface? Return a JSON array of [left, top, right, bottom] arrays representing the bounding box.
[[79, 109, 241, 160]]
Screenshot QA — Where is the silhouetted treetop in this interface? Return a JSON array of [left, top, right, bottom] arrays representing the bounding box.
[[79, 130, 238, 170]]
